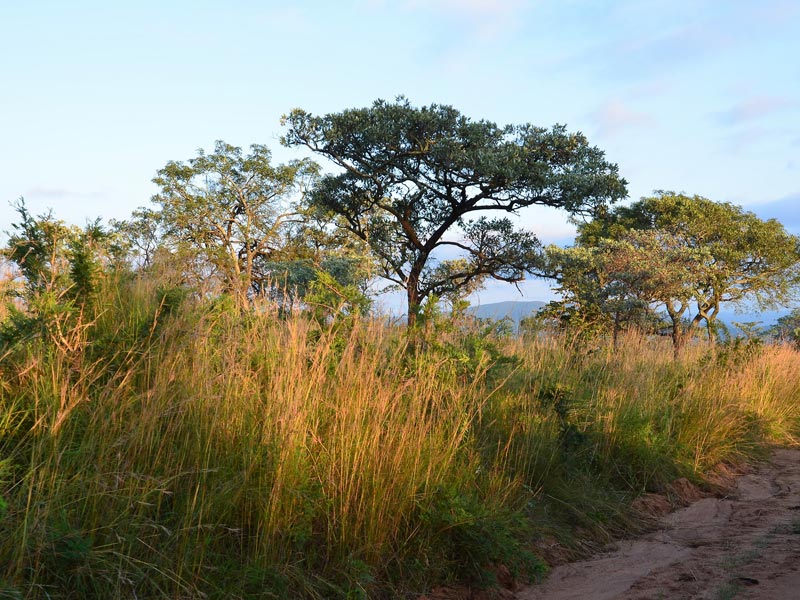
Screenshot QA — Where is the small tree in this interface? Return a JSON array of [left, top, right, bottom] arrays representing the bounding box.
[[4, 199, 115, 305], [5, 199, 74, 297], [283, 98, 627, 325], [150, 141, 318, 307], [542, 242, 660, 346], [2, 200, 115, 349]]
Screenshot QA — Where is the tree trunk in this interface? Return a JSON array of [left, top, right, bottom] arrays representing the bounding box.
[[406, 265, 425, 327], [666, 304, 688, 360], [406, 284, 420, 327], [706, 302, 720, 345], [671, 319, 685, 360]]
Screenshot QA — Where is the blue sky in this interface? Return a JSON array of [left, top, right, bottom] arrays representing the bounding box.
[[2, 0, 799, 306]]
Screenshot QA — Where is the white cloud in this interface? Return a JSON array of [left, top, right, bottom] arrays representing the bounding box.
[[747, 0, 800, 27], [744, 192, 800, 234], [470, 276, 559, 305], [718, 96, 799, 125], [590, 100, 653, 138], [400, 0, 527, 39], [24, 186, 107, 200], [517, 204, 578, 245], [404, 0, 524, 16]]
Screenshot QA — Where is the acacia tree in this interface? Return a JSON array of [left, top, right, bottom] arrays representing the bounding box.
[[575, 192, 800, 352], [150, 141, 318, 307], [282, 98, 627, 325]]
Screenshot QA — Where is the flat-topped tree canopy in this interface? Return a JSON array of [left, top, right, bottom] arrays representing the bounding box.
[[282, 97, 627, 324]]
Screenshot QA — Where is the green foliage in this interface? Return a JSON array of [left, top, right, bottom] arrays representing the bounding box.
[[712, 336, 765, 369], [0, 303, 40, 348], [1, 201, 120, 359], [770, 308, 800, 349], [260, 256, 372, 314], [46, 517, 93, 570], [214, 563, 290, 599], [67, 220, 113, 306], [148, 141, 319, 307], [305, 268, 371, 324], [415, 486, 546, 586], [283, 97, 627, 323], [110, 207, 162, 265], [4, 199, 74, 296], [407, 298, 520, 388], [730, 321, 764, 341], [539, 239, 665, 344], [562, 191, 800, 351], [534, 383, 586, 449]]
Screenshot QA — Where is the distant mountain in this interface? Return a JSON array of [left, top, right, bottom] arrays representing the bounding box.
[[717, 308, 792, 337], [467, 300, 546, 328], [465, 301, 792, 337]]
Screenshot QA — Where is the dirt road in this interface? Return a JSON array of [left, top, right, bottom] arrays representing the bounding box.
[[519, 448, 800, 600]]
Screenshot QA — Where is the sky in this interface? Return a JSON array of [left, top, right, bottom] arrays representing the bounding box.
[[1, 0, 799, 308]]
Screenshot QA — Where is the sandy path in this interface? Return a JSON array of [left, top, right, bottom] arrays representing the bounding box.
[[518, 448, 800, 600]]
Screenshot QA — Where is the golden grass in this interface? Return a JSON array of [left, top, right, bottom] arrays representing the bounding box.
[[0, 280, 798, 598]]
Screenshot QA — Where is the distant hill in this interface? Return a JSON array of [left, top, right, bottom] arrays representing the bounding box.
[[466, 301, 792, 337], [717, 308, 791, 337], [467, 300, 546, 328]]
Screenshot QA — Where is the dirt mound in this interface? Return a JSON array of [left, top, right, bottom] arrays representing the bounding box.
[[668, 477, 705, 504], [631, 493, 673, 519]]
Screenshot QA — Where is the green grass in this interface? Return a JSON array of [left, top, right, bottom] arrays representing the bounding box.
[[1, 276, 799, 598]]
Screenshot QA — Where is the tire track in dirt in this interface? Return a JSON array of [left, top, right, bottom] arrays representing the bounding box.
[[518, 449, 800, 599]]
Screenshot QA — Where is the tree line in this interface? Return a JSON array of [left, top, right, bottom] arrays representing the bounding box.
[[3, 97, 800, 351]]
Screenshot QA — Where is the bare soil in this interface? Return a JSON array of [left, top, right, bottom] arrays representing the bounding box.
[[518, 448, 800, 600]]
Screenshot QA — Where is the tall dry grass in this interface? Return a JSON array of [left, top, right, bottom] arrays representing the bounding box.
[[1, 276, 799, 598]]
